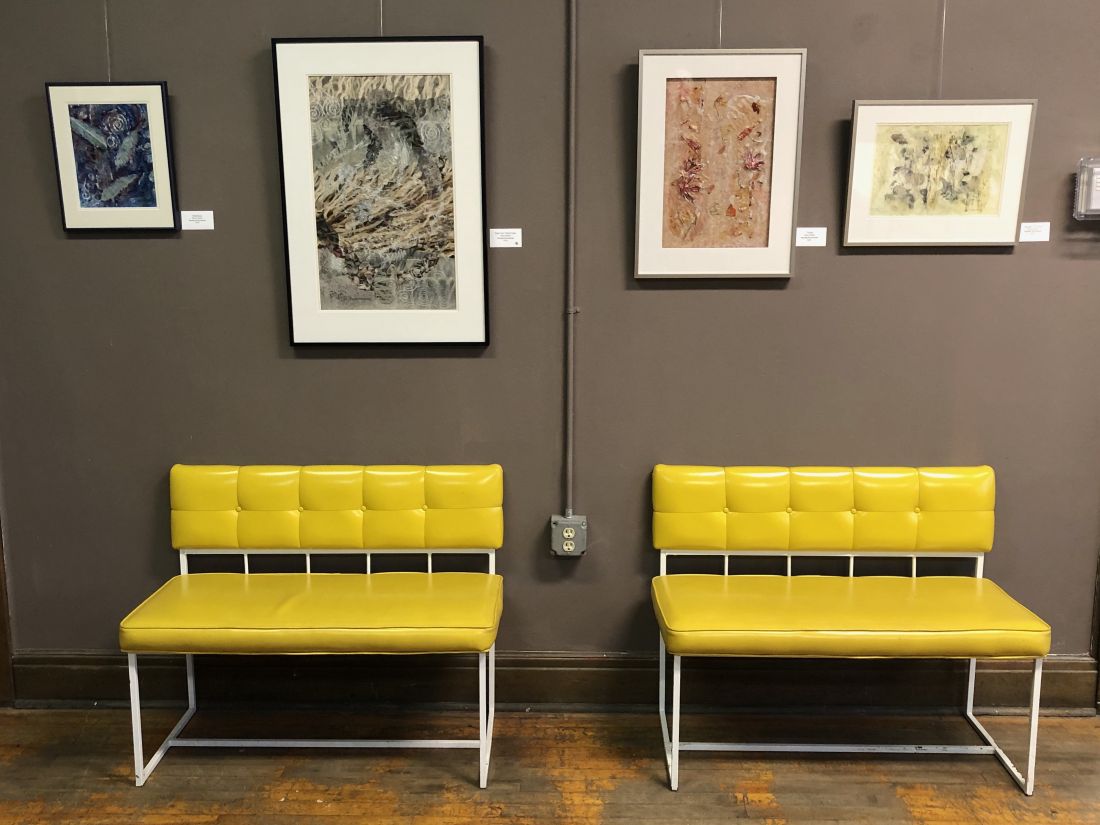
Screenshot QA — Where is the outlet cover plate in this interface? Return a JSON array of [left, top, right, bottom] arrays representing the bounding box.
[[550, 514, 588, 557]]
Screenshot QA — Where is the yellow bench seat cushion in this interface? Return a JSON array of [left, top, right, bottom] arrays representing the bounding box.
[[120, 572, 502, 655], [652, 575, 1050, 659]]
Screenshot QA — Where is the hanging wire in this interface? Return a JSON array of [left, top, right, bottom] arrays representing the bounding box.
[[103, 0, 112, 81], [936, 0, 948, 98]]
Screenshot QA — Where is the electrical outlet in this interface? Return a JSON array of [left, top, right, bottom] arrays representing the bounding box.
[[550, 514, 588, 556]]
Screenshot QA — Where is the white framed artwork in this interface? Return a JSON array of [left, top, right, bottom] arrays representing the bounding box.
[[844, 99, 1037, 246], [635, 49, 807, 278]]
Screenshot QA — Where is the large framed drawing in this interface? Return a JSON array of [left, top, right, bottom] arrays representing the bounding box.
[[45, 82, 179, 231], [844, 100, 1037, 246], [273, 37, 487, 344], [635, 49, 806, 279]]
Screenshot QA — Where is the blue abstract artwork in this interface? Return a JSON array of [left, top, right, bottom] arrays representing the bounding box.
[[67, 103, 157, 208]]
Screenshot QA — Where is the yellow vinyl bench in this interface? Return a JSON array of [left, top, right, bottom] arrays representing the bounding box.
[[650, 465, 1050, 794], [120, 464, 503, 787]]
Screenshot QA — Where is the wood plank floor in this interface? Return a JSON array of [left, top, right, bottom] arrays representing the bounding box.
[[0, 707, 1096, 823]]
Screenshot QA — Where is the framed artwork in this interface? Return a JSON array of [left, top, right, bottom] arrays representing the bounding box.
[[273, 37, 488, 345], [844, 100, 1037, 246], [635, 49, 807, 279], [45, 82, 179, 231]]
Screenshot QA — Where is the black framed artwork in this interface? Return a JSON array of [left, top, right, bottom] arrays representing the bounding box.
[[45, 82, 180, 231], [273, 37, 489, 344]]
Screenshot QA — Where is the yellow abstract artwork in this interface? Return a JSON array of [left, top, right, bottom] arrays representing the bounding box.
[[870, 123, 1010, 216]]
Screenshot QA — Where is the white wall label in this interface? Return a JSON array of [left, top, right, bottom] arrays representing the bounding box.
[[489, 228, 522, 248], [1018, 221, 1050, 242], [795, 226, 827, 247], [181, 210, 215, 230]]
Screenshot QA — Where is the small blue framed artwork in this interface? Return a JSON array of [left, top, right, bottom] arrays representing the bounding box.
[[46, 82, 179, 231]]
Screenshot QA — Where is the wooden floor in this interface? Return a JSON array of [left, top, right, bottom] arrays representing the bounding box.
[[0, 707, 1097, 823]]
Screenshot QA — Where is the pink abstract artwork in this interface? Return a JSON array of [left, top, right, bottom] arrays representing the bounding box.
[[662, 77, 776, 248]]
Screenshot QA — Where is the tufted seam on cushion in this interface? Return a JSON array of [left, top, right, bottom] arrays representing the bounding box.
[[171, 465, 504, 551], [652, 465, 995, 553]]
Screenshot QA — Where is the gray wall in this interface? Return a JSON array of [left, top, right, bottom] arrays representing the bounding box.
[[1, 0, 1098, 663]]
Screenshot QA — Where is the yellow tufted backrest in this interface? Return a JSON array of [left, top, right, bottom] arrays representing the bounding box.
[[652, 466, 994, 553], [170, 465, 504, 550]]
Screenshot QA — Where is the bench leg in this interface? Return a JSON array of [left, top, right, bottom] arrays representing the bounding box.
[[185, 653, 196, 712], [658, 636, 667, 762], [478, 645, 495, 788], [128, 653, 198, 787], [657, 636, 681, 790], [127, 654, 146, 786], [1025, 657, 1042, 795], [964, 656, 1043, 796], [671, 654, 681, 791], [488, 644, 496, 741]]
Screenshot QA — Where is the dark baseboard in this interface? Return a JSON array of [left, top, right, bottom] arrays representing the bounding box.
[[12, 651, 1097, 714]]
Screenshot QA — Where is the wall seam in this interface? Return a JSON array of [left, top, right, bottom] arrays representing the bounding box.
[[0, 414, 13, 683]]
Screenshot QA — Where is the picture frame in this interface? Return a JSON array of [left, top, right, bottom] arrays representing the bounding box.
[[635, 49, 807, 279], [844, 99, 1037, 246], [273, 36, 488, 345], [45, 82, 180, 231]]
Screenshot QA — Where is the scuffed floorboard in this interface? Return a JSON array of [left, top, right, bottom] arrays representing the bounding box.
[[0, 708, 1096, 824]]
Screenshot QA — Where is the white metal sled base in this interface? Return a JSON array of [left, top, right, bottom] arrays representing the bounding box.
[[128, 649, 495, 788], [658, 641, 1043, 796]]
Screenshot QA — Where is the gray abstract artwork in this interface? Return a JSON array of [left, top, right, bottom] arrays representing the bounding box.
[[310, 74, 456, 310]]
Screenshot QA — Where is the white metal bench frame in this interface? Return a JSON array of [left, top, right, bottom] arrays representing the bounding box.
[[656, 549, 1043, 795], [128, 547, 497, 788]]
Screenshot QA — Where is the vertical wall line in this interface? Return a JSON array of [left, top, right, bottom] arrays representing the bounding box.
[[103, 0, 112, 81], [379, 0, 385, 37], [0, 396, 14, 698], [718, 0, 723, 48], [1090, 549, 1100, 666], [936, 0, 948, 98], [563, 0, 578, 517]]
